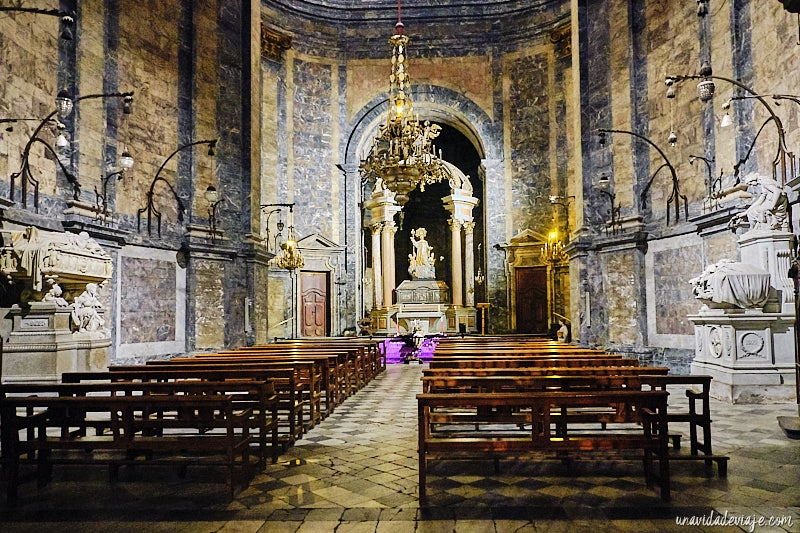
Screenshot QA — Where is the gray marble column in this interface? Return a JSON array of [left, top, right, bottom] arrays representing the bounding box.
[[449, 217, 463, 307], [463, 221, 475, 307], [371, 222, 383, 308]]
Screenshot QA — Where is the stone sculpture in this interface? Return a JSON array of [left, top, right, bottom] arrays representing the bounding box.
[[443, 160, 473, 193], [71, 282, 105, 332], [728, 173, 788, 231], [689, 259, 771, 309], [1, 226, 112, 293], [43, 282, 69, 308], [408, 228, 436, 279]]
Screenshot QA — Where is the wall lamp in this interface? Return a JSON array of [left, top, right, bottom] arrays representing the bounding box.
[[592, 174, 621, 235], [94, 151, 135, 219], [598, 128, 687, 224], [204, 185, 223, 243], [137, 139, 217, 237], [549, 194, 575, 235], [0, 6, 74, 40], [9, 90, 133, 211], [688, 154, 717, 196], [666, 64, 790, 184], [260, 203, 295, 253]]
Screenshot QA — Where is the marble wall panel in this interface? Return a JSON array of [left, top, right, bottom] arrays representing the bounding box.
[[292, 58, 334, 240], [651, 243, 703, 337], [119, 256, 176, 345], [507, 52, 550, 234], [194, 259, 225, 350]]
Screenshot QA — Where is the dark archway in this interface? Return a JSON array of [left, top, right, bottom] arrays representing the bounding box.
[[393, 123, 484, 299]]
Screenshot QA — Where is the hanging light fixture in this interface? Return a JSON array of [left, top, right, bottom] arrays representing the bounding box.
[[541, 229, 567, 265], [55, 90, 73, 117], [720, 100, 733, 128], [697, 62, 716, 102], [119, 151, 135, 170], [358, 0, 448, 206], [276, 225, 305, 271]]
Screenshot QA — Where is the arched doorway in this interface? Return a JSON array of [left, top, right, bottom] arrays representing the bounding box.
[[392, 123, 485, 303]]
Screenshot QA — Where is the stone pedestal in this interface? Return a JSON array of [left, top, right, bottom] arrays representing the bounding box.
[[688, 228, 796, 403], [689, 308, 795, 403], [1, 302, 111, 382]]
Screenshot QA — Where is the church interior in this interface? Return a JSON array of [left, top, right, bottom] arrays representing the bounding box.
[[0, 0, 799, 530]]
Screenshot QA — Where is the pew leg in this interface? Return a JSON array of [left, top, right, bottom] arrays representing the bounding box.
[[36, 449, 51, 488], [493, 458, 500, 474], [6, 459, 19, 503]]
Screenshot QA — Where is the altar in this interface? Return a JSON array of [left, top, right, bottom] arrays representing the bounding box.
[[365, 184, 478, 336]]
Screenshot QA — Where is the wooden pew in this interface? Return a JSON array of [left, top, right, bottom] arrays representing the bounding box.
[[0, 380, 280, 468], [145, 360, 323, 427], [0, 395, 252, 502], [429, 357, 638, 369], [208, 350, 346, 409], [417, 390, 671, 500], [63, 368, 304, 447]]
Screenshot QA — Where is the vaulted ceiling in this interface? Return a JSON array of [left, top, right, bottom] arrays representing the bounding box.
[[263, 0, 568, 25]]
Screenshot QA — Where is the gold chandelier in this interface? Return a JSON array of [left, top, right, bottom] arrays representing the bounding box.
[[358, 2, 447, 206], [541, 230, 568, 265], [276, 225, 304, 270]]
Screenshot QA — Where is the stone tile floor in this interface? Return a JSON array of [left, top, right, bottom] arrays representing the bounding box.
[[2, 364, 799, 532]]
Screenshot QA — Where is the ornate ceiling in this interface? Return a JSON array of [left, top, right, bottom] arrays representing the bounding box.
[[263, 0, 567, 25]]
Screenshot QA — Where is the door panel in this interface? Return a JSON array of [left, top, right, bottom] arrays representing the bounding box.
[[515, 267, 548, 334], [301, 272, 328, 337]]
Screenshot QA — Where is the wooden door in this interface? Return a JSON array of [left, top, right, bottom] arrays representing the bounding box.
[[301, 272, 328, 337], [515, 267, 548, 334]]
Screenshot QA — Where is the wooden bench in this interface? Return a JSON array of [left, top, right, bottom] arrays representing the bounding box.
[[0, 380, 280, 468], [63, 368, 304, 448], [417, 390, 671, 500], [144, 359, 323, 428], [0, 395, 252, 503], [429, 357, 638, 369], [421, 369, 727, 476]]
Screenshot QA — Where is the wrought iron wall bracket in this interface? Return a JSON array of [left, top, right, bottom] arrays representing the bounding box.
[[598, 128, 687, 224], [136, 139, 217, 237]]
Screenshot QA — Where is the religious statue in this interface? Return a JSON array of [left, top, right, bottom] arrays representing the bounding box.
[[729, 173, 789, 232], [408, 228, 436, 279], [71, 283, 105, 332]]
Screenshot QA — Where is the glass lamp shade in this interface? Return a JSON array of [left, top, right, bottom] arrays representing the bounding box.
[[55, 90, 73, 117], [56, 133, 70, 149], [697, 79, 715, 102], [720, 112, 733, 128], [122, 96, 133, 115], [204, 186, 219, 204], [595, 176, 610, 191], [668, 131, 678, 146], [119, 151, 135, 169]]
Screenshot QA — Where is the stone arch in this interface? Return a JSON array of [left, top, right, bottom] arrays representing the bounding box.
[[342, 84, 499, 167]]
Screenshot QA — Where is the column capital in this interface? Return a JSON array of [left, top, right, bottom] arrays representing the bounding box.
[[462, 221, 476, 234], [448, 217, 462, 231], [370, 222, 384, 235]]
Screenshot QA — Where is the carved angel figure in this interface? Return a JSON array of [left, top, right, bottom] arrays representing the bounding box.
[[408, 228, 436, 279], [71, 283, 105, 332]]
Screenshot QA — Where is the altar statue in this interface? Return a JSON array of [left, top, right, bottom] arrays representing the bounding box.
[[408, 228, 436, 279]]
